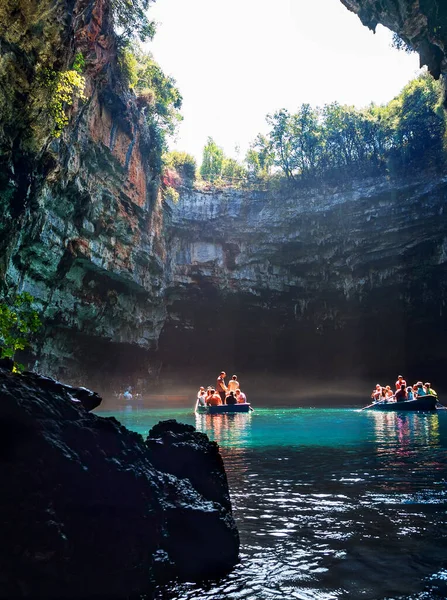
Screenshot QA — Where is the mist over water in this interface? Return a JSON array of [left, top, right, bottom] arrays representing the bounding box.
[[98, 402, 447, 599], [98, 375, 389, 411], [97, 366, 447, 411]]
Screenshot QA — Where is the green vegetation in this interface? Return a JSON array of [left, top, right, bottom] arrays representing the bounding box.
[[245, 73, 445, 184], [133, 50, 182, 135], [119, 45, 182, 172], [163, 186, 180, 203], [39, 68, 86, 137], [164, 151, 197, 181], [72, 52, 86, 74], [168, 73, 444, 191], [200, 137, 225, 182], [0, 292, 42, 372], [111, 0, 156, 43], [245, 134, 274, 179], [200, 137, 247, 184]]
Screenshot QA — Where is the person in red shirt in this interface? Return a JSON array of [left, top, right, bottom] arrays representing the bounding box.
[[395, 375, 406, 390]]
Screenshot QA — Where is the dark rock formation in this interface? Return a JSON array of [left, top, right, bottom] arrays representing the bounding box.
[[339, 0, 447, 105], [0, 368, 239, 598], [146, 419, 232, 512]]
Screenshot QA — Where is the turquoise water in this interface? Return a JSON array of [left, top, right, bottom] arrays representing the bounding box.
[[98, 407, 382, 448], [97, 406, 447, 599]]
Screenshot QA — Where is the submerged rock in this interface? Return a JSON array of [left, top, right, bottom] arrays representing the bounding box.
[[0, 368, 239, 598]]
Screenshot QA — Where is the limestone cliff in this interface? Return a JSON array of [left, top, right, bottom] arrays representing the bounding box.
[[339, 0, 447, 104], [0, 0, 167, 385], [162, 172, 447, 381]]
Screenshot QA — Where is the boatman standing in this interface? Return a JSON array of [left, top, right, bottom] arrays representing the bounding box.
[[216, 371, 227, 404]]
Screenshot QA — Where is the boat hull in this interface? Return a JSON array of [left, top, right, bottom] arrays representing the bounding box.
[[365, 396, 438, 411], [196, 403, 252, 414]]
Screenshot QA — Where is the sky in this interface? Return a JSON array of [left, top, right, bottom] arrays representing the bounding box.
[[146, 0, 421, 164]]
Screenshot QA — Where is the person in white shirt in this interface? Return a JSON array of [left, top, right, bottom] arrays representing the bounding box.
[[197, 386, 206, 406], [227, 375, 240, 393], [235, 389, 247, 404]]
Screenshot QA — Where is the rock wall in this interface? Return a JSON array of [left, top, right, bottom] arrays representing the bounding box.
[[0, 0, 167, 387], [162, 173, 447, 381]]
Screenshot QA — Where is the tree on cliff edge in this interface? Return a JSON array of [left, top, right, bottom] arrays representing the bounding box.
[[200, 137, 225, 182], [112, 0, 156, 43]]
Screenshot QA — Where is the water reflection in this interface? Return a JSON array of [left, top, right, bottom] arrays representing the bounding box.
[[364, 411, 445, 497], [368, 411, 440, 454], [195, 412, 253, 448]]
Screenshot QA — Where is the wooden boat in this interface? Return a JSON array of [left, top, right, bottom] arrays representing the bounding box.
[[195, 401, 252, 414], [363, 395, 438, 411]]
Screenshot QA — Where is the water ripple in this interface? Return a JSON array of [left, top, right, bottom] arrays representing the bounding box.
[[102, 407, 447, 599]]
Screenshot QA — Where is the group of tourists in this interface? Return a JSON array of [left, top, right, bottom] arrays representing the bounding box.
[[371, 375, 437, 403], [197, 371, 248, 406], [118, 386, 141, 401]]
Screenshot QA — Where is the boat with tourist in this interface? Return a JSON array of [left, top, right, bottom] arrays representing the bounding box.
[[362, 396, 438, 411], [195, 371, 253, 414], [364, 377, 441, 411], [195, 401, 252, 414]]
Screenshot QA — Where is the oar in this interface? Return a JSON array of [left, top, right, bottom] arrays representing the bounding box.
[[361, 402, 376, 411], [361, 402, 376, 410]]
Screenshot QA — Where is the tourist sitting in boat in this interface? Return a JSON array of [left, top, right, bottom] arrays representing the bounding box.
[[384, 385, 394, 400], [235, 388, 247, 404], [406, 386, 415, 400], [425, 382, 437, 396], [123, 387, 133, 400], [205, 387, 213, 405], [226, 391, 237, 405], [371, 384, 382, 401], [415, 382, 426, 397], [227, 375, 240, 393], [395, 384, 407, 402], [208, 388, 222, 406], [395, 375, 407, 390], [197, 386, 207, 406]]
